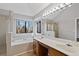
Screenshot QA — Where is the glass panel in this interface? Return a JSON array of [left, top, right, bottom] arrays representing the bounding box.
[[26, 21, 33, 33], [28, 21, 33, 33], [37, 21, 41, 33], [16, 19, 25, 33]]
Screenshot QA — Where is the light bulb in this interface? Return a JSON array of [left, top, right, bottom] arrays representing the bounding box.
[[52, 8, 56, 12], [43, 12, 46, 17], [55, 6, 60, 10], [42, 14, 45, 16], [46, 11, 50, 15], [49, 9, 53, 13], [60, 4, 64, 7]]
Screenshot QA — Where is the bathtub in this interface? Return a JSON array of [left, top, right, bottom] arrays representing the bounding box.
[[11, 33, 33, 46]]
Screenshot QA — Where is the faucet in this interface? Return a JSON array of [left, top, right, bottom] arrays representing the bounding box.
[[66, 44, 72, 47]]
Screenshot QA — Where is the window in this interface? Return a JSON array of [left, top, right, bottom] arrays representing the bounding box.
[[37, 21, 41, 33], [16, 19, 33, 33], [26, 21, 33, 33]]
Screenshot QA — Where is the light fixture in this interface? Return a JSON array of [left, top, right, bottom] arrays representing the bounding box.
[[42, 3, 72, 17]]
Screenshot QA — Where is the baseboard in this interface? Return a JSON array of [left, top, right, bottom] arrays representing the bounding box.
[[14, 49, 33, 56]]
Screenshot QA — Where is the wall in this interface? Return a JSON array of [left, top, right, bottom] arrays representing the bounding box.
[[34, 3, 79, 41], [6, 12, 34, 55], [0, 15, 9, 55], [0, 15, 8, 45], [0, 9, 33, 55]]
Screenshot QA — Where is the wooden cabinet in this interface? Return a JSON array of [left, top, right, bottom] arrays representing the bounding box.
[[33, 39, 38, 55], [33, 39, 48, 56], [33, 39, 67, 56], [48, 48, 67, 56], [37, 42, 48, 56]]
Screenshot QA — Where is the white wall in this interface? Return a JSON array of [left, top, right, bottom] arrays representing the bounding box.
[[0, 15, 8, 45], [6, 12, 34, 55], [0, 9, 34, 55], [6, 33, 33, 56], [0, 15, 9, 55]]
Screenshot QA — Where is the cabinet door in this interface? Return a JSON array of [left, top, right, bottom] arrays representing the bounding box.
[[48, 48, 66, 56], [33, 39, 38, 55], [33, 39, 48, 56], [37, 42, 48, 56]]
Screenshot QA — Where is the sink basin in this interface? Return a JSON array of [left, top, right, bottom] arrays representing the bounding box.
[[46, 39, 79, 55], [55, 43, 79, 54]]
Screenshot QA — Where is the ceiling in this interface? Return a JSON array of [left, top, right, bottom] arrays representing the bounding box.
[[0, 3, 50, 16]]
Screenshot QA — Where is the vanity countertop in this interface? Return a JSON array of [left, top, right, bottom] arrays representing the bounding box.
[[34, 37, 79, 56]]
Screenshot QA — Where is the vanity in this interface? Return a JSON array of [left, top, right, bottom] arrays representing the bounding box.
[[33, 40, 66, 56], [33, 37, 79, 56], [33, 37, 66, 56]]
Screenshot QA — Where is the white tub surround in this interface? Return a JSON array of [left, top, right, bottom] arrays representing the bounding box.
[[6, 32, 33, 56], [34, 36, 79, 56], [6, 32, 33, 46], [11, 33, 33, 46]]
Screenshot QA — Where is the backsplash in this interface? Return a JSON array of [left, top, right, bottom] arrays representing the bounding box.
[[6, 32, 33, 46]]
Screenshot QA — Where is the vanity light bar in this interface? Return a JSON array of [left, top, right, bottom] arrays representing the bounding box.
[[42, 8, 56, 17], [42, 3, 72, 17]]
